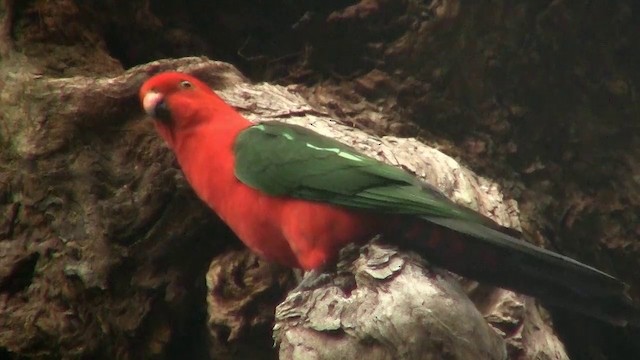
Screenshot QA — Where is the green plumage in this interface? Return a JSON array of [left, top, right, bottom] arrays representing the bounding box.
[[233, 121, 636, 324], [234, 121, 617, 274], [235, 122, 474, 218]]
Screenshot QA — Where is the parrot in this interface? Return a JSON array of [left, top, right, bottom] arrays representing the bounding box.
[[139, 71, 637, 325]]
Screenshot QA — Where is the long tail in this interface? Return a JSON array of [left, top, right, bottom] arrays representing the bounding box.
[[399, 216, 639, 326]]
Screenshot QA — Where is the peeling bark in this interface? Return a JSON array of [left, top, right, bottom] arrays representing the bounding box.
[[274, 242, 508, 360], [1, 0, 639, 359]]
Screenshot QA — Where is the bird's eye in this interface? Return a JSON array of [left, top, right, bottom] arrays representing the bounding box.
[[179, 80, 193, 89]]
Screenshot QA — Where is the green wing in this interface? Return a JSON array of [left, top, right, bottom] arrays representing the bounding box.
[[234, 121, 482, 222], [233, 122, 637, 324], [233, 121, 617, 277]]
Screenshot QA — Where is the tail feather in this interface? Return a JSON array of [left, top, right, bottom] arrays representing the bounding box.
[[400, 216, 640, 326]]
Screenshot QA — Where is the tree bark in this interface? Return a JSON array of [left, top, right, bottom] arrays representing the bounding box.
[[1, 0, 639, 359]]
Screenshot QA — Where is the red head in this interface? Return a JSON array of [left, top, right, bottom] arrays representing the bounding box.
[[139, 71, 236, 147]]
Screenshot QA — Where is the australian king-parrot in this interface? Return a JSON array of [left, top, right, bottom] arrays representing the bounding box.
[[139, 71, 636, 325]]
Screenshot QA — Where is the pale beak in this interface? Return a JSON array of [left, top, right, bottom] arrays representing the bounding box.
[[142, 90, 165, 118], [142, 91, 172, 123]]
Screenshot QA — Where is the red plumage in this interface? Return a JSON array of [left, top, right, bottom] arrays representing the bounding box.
[[140, 72, 384, 269]]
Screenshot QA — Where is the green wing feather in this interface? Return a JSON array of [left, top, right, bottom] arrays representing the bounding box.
[[234, 122, 618, 278], [234, 122, 478, 220], [233, 122, 637, 324]]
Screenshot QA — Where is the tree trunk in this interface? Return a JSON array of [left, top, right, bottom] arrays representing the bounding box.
[[1, 1, 638, 359]]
